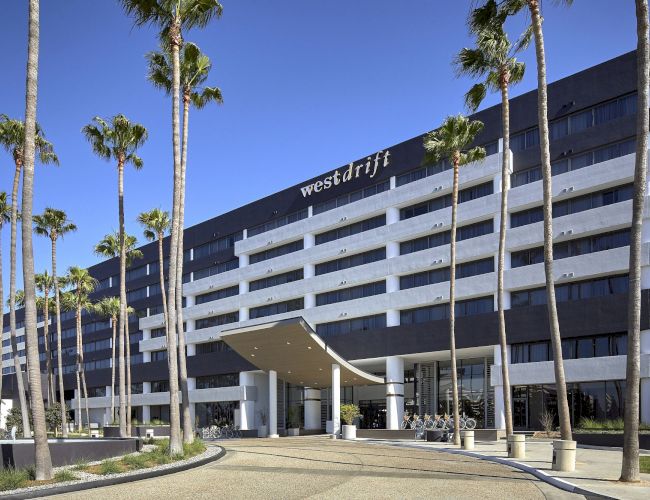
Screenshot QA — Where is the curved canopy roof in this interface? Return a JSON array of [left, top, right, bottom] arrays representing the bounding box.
[[221, 317, 385, 387]]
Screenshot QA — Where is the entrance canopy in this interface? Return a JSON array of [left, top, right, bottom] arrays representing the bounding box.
[[221, 317, 384, 388]]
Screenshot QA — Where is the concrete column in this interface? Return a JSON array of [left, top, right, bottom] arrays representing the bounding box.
[[304, 263, 315, 279], [386, 241, 400, 259], [386, 206, 400, 225], [304, 233, 315, 249], [332, 364, 341, 437], [239, 372, 256, 431], [385, 356, 404, 430], [186, 344, 196, 356], [239, 280, 248, 294], [386, 309, 400, 327], [493, 345, 509, 430], [142, 329, 151, 363], [239, 307, 249, 322], [642, 330, 650, 425], [239, 253, 249, 268], [389, 176, 396, 189], [304, 388, 322, 430], [386, 275, 399, 294], [304, 293, 316, 309], [268, 370, 279, 438], [142, 405, 151, 423]]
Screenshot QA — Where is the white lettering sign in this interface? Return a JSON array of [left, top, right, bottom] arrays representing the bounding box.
[[300, 150, 391, 198]]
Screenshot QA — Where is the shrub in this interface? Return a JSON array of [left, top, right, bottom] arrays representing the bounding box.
[[99, 460, 122, 475], [286, 407, 300, 428], [72, 458, 89, 471], [0, 469, 29, 492], [539, 410, 556, 435], [5, 407, 32, 436], [122, 453, 150, 470], [54, 470, 76, 482], [340, 404, 361, 425], [183, 438, 206, 458], [45, 403, 71, 436]]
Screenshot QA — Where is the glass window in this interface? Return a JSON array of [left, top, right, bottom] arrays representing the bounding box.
[[249, 240, 304, 264], [248, 209, 309, 237], [577, 338, 594, 358]]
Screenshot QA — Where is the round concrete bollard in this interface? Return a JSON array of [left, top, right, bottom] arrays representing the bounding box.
[[462, 430, 475, 450], [552, 439, 577, 472], [507, 434, 526, 459]]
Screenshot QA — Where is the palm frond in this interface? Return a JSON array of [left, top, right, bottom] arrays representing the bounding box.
[[465, 83, 487, 112]]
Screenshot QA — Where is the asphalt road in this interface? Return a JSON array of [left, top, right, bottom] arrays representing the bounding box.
[[51, 437, 583, 499]]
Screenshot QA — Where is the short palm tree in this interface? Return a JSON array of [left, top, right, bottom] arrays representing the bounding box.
[[0, 115, 58, 439], [33, 208, 77, 437], [423, 115, 485, 446], [94, 296, 121, 422], [0, 192, 11, 406], [147, 42, 222, 443], [121, 0, 223, 454], [35, 271, 55, 407], [455, 0, 528, 439], [83, 114, 147, 438]]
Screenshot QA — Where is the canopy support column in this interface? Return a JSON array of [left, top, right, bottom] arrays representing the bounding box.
[[331, 363, 340, 438], [268, 369, 279, 438]]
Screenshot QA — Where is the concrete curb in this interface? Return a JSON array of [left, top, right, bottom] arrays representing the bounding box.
[[370, 440, 616, 500], [1, 446, 226, 499]]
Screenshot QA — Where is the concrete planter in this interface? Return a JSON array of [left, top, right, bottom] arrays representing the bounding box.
[[287, 428, 300, 436], [507, 434, 526, 458], [258, 425, 268, 438], [342, 425, 357, 440], [552, 439, 577, 472], [461, 430, 474, 450]]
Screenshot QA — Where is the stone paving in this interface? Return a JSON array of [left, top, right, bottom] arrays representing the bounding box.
[[49, 436, 581, 499]]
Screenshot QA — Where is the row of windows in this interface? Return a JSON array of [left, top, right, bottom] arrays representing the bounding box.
[[400, 181, 494, 221], [511, 229, 631, 268], [249, 239, 304, 265], [511, 274, 628, 308], [196, 373, 239, 389], [2, 335, 25, 347], [511, 138, 636, 188], [400, 296, 494, 325], [315, 214, 386, 245], [399, 258, 494, 290], [511, 333, 627, 364], [195, 312, 239, 330], [316, 281, 386, 306], [316, 313, 387, 338], [313, 179, 391, 215], [191, 232, 243, 261], [83, 338, 111, 353], [125, 264, 148, 282], [511, 184, 633, 228], [195, 285, 240, 305], [195, 340, 232, 355], [192, 259, 239, 282], [249, 298, 304, 320], [151, 327, 166, 338], [151, 380, 169, 393], [151, 350, 168, 362], [3, 349, 25, 360], [315, 247, 386, 276], [400, 219, 493, 255], [248, 208, 309, 237], [249, 269, 304, 292]]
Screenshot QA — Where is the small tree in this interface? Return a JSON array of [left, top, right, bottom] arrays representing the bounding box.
[[45, 402, 70, 437], [286, 407, 300, 429], [5, 406, 32, 435], [340, 404, 361, 426]]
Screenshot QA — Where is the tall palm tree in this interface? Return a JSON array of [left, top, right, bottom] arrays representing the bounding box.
[[455, 0, 528, 439], [501, 0, 574, 443], [35, 271, 55, 407], [423, 115, 485, 445], [621, 0, 649, 483], [83, 115, 147, 438], [20, 0, 53, 479], [147, 43, 222, 442], [65, 267, 97, 431], [0, 115, 58, 439], [125, 303, 136, 434], [94, 296, 120, 423], [33, 208, 76, 437], [0, 192, 11, 411], [121, 0, 223, 453]]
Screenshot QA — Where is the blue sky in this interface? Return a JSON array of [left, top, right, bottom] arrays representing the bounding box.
[[0, 0, 639, 298]]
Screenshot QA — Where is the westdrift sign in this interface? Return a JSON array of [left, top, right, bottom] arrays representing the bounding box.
[[300, 150, 391, 198]]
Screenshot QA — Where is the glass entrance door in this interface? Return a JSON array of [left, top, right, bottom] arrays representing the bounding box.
[[513, 387, 528, 429]]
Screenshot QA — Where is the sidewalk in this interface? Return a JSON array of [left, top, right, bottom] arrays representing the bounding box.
[[367, 438, 650, 499]]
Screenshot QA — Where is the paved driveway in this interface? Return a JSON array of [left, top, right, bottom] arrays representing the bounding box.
[[53, 436, 582, 499]]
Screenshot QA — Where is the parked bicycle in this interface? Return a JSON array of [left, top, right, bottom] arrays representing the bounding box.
[[199, 424, 242, 440]]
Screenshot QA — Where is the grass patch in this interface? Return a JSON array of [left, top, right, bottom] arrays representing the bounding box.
[[0, 469, 30, 492], [577, 418, 650, 432], [641, 456, 650, 474], [54, 469, 76, 482], [98, 460, 125, 475], [71, 458, 89, 471]]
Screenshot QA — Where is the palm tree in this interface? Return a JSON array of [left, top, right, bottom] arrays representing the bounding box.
[[83, 115, 147, 438], [501, 0, 574, 443], [94, 296, 120, 423], [93, 231, 143, 433], [423, 115, 485, 445], [0, 192, 11, 410], [0, 115, 58, 440], [33, 208, 77, 437], [621, 0, 649, 484], [121, 0, 223, 453], [147, 43, 222, 442], [35, 271, 55, 407], [455, 0, 528, 439], [20, 0, 53, 479], [65, 267, 97, 431]]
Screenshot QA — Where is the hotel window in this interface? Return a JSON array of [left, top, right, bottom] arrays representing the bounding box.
[[125, 264, 148, 282], [315, 247, 386, 276], [400, 181, 493, 220], [511, 333, 627, 364], [316, 313, 386, 338], [151, 327, 166, 338], [312, 179, 390, 215], [400, 296, 494, 325], [195, 312, 239, 330], [130, 330, 144, 343], [151, 380, 169, 393], [249, 298, 304, 320], [191, 232, 243, 261], [195, 285, 240, 305], [84, 358, 110, 371], [511, 274, 629, 308], [316, 280, 386, 306], [249, 239, 304, 264], [248, 208, 309, 237], [149, 304, 164, 316], [196, 373, 239, 389], [400, 258, 494, 290], [126, 286, 148, 302], [193, 259, 239, 281], [511, 229, 631, 268], [131, 353, 144, 365], [151, 350, 168, 362], [87, 387, 106, 398], [148, 258, 169, 275], [396, 159, 452, 187], [249, 269, 304, 292], [315, 214, 386, 245], [95, 276, 113, 291], [131, 382, 143, 394], [400, 219, 493, 255], [196, 340, 232, 354], [83, 339, 111, 353]]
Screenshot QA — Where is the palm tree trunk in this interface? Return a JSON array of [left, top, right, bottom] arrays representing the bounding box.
[[449, 157, 461, 446], [621, 0, 649, 483], [52, 238, 67, 437], [110, 317, 116, 422], [165, 16, 184, 456], [126, 309, 132, 435], [498, 78, 514, 437], [0, 230, 4, 407], [9, 160, 31, 438], [43, 290, 52, 408], [158, 236, 169, 330], [528, 0, 572, 441], [21, 0, 52, 479], [77, 305, 90, 429], [75, 370, 81, 432], [117, 160, 127, 438], [177, 93, 192, 443]]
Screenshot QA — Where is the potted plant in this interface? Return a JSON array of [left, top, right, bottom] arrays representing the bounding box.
[[340, 404, 361, 440], [258, 410, 268, 438], [286, 407, 300, 436]]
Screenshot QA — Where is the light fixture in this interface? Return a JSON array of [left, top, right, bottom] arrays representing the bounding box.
[[286, 341, 291, 345], [254, 346, 258, 350], [318, 368, 322, 371], [287, 371, 292, 374], [307, 346, 312, 350], [251, 354, 255, 357]]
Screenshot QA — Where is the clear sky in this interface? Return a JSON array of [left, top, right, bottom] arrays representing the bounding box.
[[0, 0, 639, 299]]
